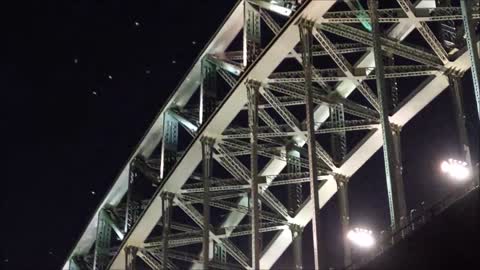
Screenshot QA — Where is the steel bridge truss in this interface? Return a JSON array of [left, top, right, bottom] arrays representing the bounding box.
[[64, 0, 480, 270]]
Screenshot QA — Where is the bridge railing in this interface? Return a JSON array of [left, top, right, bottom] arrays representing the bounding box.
[[344, 183, 479, 270]]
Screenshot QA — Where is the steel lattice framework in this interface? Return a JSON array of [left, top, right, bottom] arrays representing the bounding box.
[[64, 0, 480, 270]]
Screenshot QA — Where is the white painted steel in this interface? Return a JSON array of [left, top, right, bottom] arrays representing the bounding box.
[[62, 1, 245, 269], [63, 0, 478, 269], [259, 41, 475, 270], [217, 2, 440, 269], [108, 1, 338, 269]]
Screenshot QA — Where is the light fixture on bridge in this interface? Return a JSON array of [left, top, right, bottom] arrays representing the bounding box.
[[441, 159, 470, 181], [347, 228, 375, 248]]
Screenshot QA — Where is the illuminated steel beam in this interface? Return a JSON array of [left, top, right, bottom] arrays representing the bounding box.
[[200, 58, 218, 125], [201, 137, 215, 269], [161, 193, 174, 270], [396, 0, 450, 64], [299, 19, 322, 270], [247, 79, 262, 269], [369, 0, 407, 230], [287, 149, 303, 270], [448, 76, 473, 166], [93, 209, 113, 270], [461, 0, 480, 121], [319, 7, 480, 23], [174, 196, 251, 269], [318, 23, 444, 69], [312, 27, 380, 111], [335, 175, 350, 267], [244, 1, 261, 67], [66, 1, 480, 269], [259, 8, 332, 92], [160, 112, 179, 180]]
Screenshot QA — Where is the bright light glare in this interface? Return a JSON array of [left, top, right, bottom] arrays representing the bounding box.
[[441, 159, 470, 181], [347, 228, 375, 248]]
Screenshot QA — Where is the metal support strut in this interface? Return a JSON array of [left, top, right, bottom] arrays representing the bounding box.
[[93, 209, 112, 270], [201, 137, 215, 269], [161, 193, 174, 270], [125, 246, 138, 270], [330, 105, 347, 165], [200, 58, 217, 125], [125, 161, 141, 232], [448, 76, 474, 181], [247, 79, 261, 270], [299, 19, 322, 270], [369, 0, 407, 230], [336, 175, 351, 267], [331, 103, 350, 267], [287, 148, 303, 270], [160, 112, 179, 180], [460, 0, 480, 121], [244, 2, 261, 67]]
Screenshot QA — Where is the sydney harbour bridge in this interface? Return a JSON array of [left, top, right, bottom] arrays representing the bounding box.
[[63, 0, 480, 269]]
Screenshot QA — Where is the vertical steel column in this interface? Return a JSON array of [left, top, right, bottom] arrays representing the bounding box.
[[213, 243, 227, 263], [449, 76, 473, 166], [93, 209, 112, 270], [201, 137, 215, 269], [243, 2, 261, 67], [299, 19, 322, 270], [247, 79, 261, 270], [200, 58, 217, 125], [384, 54, 399, 111], [335, 175, 351, 267], [160, 112, 179, 180], [461, 0, 480, 121], [125, 246, 138, 270], [287, 149, 303, 270], [330, 103, 350, 267], [161, 193, 173, 270], [330, 105, 347, 164], [125, 161, 141, 232], [391, 124, 407, 228], [369, 0, 407, 230]]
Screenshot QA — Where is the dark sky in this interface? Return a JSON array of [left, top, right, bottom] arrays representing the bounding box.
[[2, 1, 479, 270], [3, 1, 234, 269]]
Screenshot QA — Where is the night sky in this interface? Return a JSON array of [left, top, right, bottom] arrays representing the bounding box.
[[3, 1, 479, 270]]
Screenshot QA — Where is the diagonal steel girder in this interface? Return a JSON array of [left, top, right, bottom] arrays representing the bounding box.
[[258, 7, 332, 93], [396, 0, 450, 64], [61, 2, 247, 268], [264, 83, 379, 120], [317, 23, 446, 69], [218, 0, 462, 268], [312, 27, 382, 112], [106, 1, 341, 269], [259, 86, 337, 169], [318, 7, 480, 24], [259, 28, 478, 270], [75, 1, 472, 269], [174, 196, 251, 269], [215, 143, 293, 221]]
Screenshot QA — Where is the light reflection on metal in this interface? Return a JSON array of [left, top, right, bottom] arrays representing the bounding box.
[[62, 0, 480, 269]]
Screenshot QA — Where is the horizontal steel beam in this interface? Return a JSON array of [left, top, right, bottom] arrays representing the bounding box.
[[107, 2, 338, 268], [259, 42, 476, 269]]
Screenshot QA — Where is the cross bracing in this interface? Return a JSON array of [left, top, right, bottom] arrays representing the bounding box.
[[63, 0, 480, 270]]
